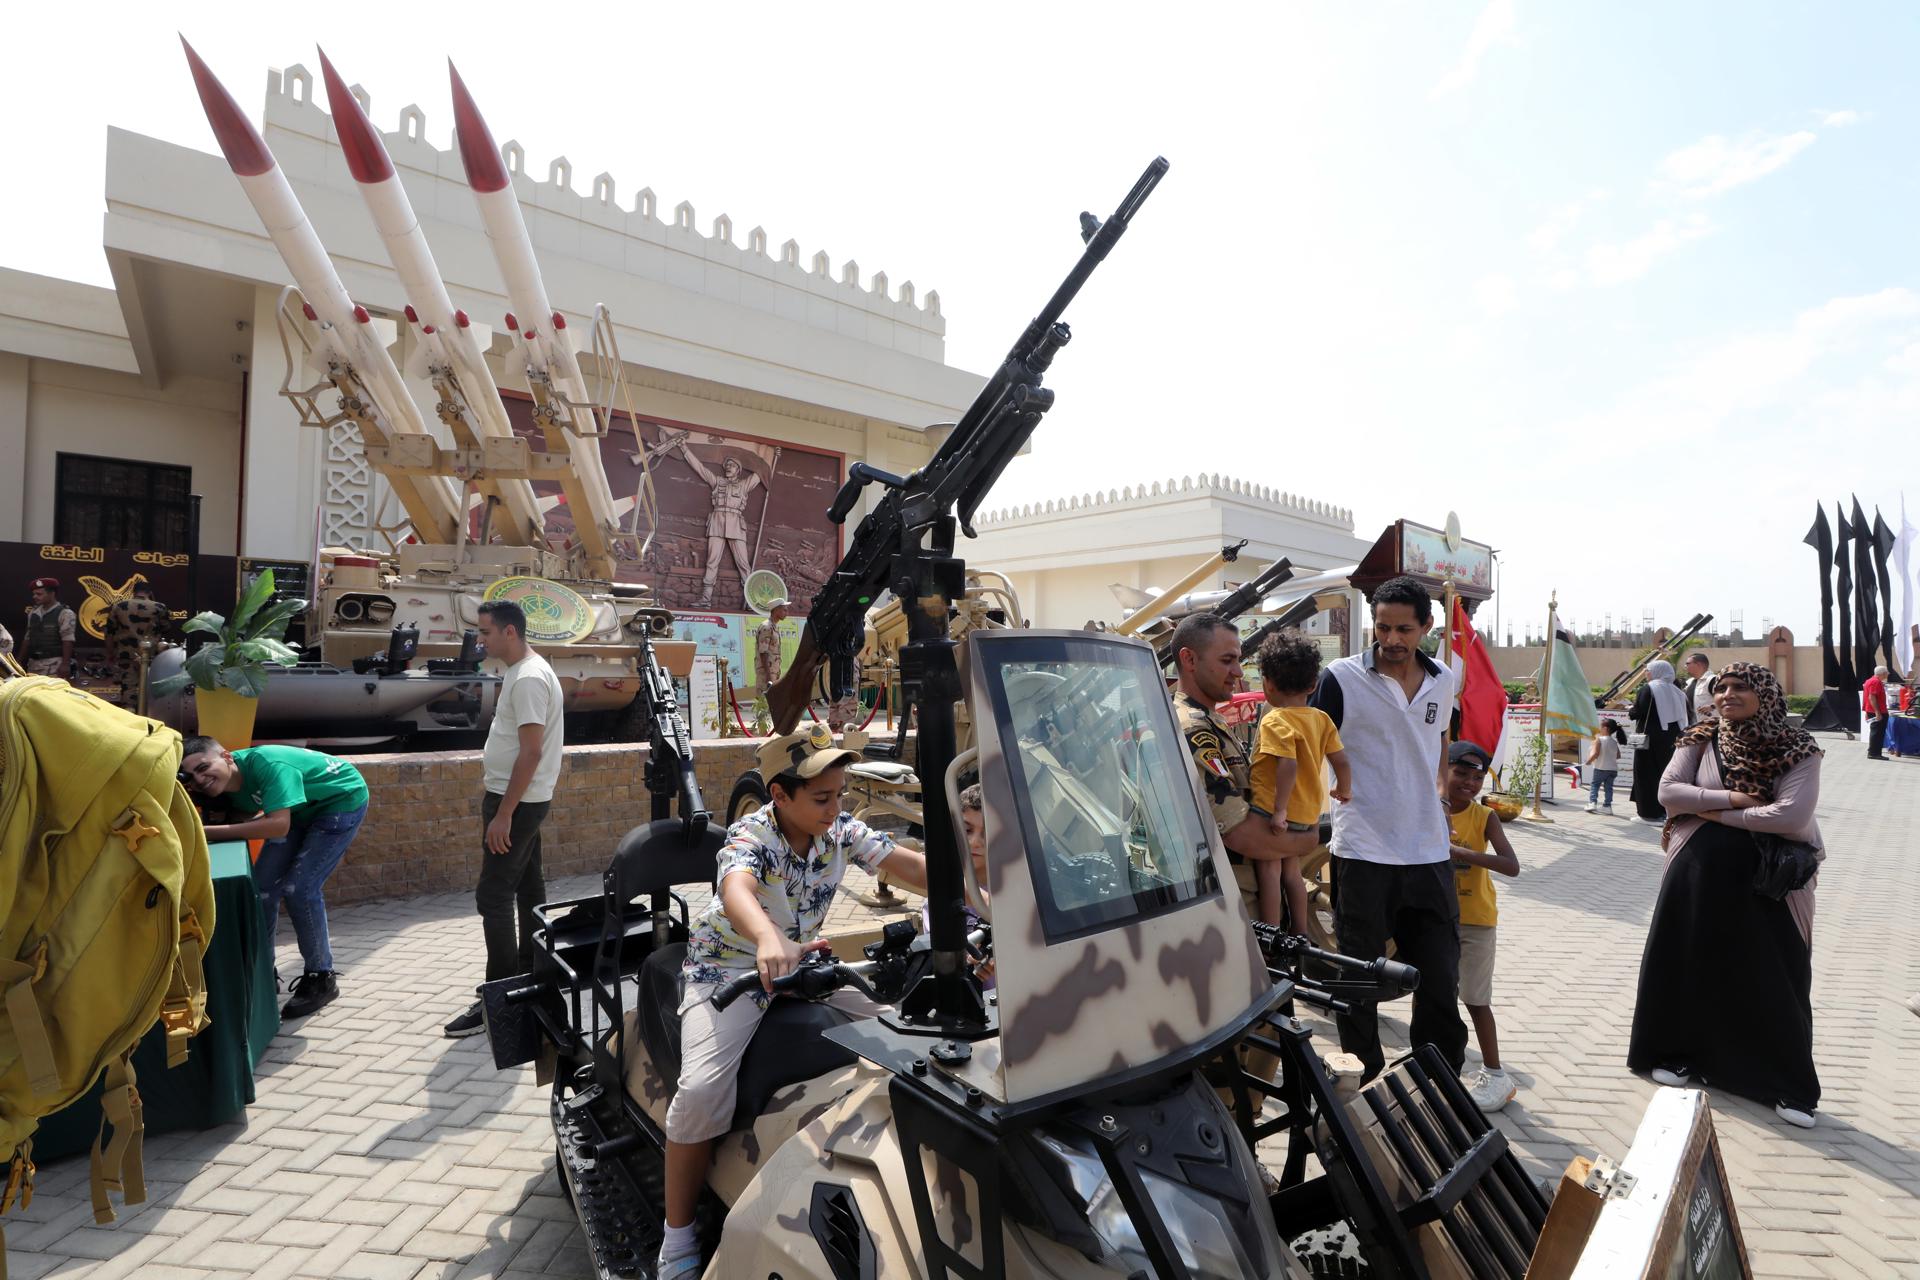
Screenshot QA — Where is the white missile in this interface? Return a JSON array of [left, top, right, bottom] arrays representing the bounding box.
[[447, 64, 623, 556], [182, 38, 462, 546], [316, 49, 546, 550]]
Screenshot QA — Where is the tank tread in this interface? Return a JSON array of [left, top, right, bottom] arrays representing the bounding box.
[[552, 1084, 663, 1278]]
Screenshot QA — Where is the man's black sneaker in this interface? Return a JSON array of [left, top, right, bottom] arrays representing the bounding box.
[[444, 1001, 486, 1039], [282, 971, 338, 1019]]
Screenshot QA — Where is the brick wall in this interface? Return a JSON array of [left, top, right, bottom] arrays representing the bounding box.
[[330, 737, 781, 905], [330, 731, 913, 905]]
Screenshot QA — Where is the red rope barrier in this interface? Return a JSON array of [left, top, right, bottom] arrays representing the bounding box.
[[727, 687, 753, 736], [859, 683, 886, 730]]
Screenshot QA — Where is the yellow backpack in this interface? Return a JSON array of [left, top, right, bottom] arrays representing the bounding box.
[[0, 676, 214, 1268]]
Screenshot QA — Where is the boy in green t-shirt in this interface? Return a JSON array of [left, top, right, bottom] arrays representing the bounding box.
[[181, 737, 369, 1019]]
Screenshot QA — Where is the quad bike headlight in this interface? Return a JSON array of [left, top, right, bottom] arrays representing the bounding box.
[[1029, 1129, 1284, 1279]]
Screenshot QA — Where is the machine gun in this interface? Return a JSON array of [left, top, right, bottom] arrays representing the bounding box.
[[636, 631, 708, 840], [1594, 611, 1714, 707], [767, 158, 1168, 1036], [768, 157, 1170, 736]]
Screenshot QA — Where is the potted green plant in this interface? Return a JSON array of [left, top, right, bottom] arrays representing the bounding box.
[[151, 569, 306, 748], [1489, 733, 1547, 818]]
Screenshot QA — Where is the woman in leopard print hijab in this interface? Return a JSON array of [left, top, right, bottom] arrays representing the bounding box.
[[1632, 658, 1825, 1127], [1672, 660, 1820, 805]]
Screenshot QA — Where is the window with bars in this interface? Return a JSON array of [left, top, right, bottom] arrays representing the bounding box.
[[54, 454, 194, 552]]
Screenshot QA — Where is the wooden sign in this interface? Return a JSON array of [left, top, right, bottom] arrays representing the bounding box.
[[1566, 1088, 1751, 1280]]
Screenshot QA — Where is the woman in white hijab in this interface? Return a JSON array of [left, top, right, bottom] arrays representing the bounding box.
[[1629, 659, 1689, 821]]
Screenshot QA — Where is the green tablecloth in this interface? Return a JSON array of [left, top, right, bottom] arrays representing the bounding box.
[[34, 842, 280, 1161]]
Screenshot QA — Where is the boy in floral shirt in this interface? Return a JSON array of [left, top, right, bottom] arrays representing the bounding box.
[[658, 723, 928, 1277]]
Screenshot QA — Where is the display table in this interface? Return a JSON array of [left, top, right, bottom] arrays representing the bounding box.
[[1886, 715, 1920, 756], [33, 842, 279, 1159]]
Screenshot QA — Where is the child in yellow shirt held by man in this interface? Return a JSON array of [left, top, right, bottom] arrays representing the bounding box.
[[1250, 630, 1353, 930], [1444, 740, 1521, 1114]]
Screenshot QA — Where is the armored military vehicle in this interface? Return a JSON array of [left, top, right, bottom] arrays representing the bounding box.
[[168, 49, 685, 747]]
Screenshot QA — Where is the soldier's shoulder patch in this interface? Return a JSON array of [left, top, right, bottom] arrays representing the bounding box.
[[1185, 723, 1221, 749]]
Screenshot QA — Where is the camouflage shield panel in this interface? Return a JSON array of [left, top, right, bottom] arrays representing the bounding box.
[[968, 629, 1270, 1104], [617, 1008, 872, 1207]]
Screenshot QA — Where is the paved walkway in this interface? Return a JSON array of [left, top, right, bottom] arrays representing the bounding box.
[[7, 736, 1916, 1277]]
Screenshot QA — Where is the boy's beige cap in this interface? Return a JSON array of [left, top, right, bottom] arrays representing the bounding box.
[[755, 721, 859, 781]]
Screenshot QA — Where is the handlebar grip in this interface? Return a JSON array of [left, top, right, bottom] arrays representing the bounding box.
[[711, 972, 764, 1012]]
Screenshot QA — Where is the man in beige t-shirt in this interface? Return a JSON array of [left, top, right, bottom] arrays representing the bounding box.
[[446, 599, 566, 1038]]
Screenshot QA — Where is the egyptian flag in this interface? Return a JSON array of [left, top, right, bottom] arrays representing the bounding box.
[[1449, 597, 1508, 762]]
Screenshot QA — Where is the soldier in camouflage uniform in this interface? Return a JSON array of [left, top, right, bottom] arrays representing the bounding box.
[[1168, 612, 1297, 1137], [104, 579, 173, 705], [1168, 613, 1296, 910], [20, 578, 75, 678], [753, 599, 788, 702]]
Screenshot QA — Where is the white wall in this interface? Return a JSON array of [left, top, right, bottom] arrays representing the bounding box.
[[971, 476, 1372, 630], [13, 357, 242, 554]]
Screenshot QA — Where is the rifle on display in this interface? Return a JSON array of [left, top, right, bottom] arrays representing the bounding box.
[[1238, 595, 1328, 664], [637, 631, 708, 839], [1149, 557, 1296, 669], [768, 157, 1171, 733], [1594, 612, 1713, 708]]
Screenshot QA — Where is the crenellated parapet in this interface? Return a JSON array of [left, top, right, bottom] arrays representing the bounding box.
[[260, 62, 942, 336], [978, 473, 1355, 529]]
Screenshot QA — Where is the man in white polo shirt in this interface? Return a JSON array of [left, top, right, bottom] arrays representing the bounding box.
[[1309, 575, 1466, 1082], [445, 598, 567, 1038]]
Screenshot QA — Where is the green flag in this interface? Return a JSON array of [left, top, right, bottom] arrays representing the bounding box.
[[1544, 629, 1600, 738]]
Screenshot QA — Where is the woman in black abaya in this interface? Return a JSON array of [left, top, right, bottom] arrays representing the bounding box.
[[1626, 661, 1824, 1127], [1628, 659, 1688, 821]]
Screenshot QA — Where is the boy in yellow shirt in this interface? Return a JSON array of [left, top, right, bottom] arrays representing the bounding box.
[[1444, 740, 1521, 1113], [1251, 630, 1352, 929]]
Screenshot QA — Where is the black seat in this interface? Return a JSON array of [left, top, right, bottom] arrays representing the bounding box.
[[635, 942, 864, 1132]]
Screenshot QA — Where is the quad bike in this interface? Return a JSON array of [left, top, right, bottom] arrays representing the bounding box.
[[479, 624, 1554, 1279], [477, 158, 1576, 1280]]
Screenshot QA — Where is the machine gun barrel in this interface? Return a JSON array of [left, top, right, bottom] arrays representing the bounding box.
[[1213, 557, 1296, 625], [1595, 612, 1713, 706], [1152, 557, 1295, 669], [639, 634, 708, 839], [770, 158, 1169, 734], [1253, 923, 1420, 1003]]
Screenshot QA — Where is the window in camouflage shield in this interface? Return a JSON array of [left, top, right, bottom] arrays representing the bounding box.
[[981, 633, 1219, 944]]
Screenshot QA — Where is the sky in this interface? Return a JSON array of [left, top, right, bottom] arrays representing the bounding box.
[[6, 1, 1920, 645]]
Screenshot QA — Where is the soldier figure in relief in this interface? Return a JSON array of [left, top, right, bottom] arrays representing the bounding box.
[[675, 440, 762, 609]]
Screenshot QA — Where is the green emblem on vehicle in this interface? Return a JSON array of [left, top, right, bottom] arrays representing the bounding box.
[[483, 576, 596, 644]]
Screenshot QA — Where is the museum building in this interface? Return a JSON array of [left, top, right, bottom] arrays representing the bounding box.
[[0, 60, 980, 644], [969, 475, 1373, 643]]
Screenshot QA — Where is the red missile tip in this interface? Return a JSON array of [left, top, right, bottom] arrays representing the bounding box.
[[504, 312, 518, 331], [551, 313, 566, 330], [403, 304, 419, 323], [447, 62, 511, 194], [353, 305, 371, 323], [301, 302, 319, 321], [317, 48, 395, 185], [454, 309, 470, 327], [180, 38, 275, 177]]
